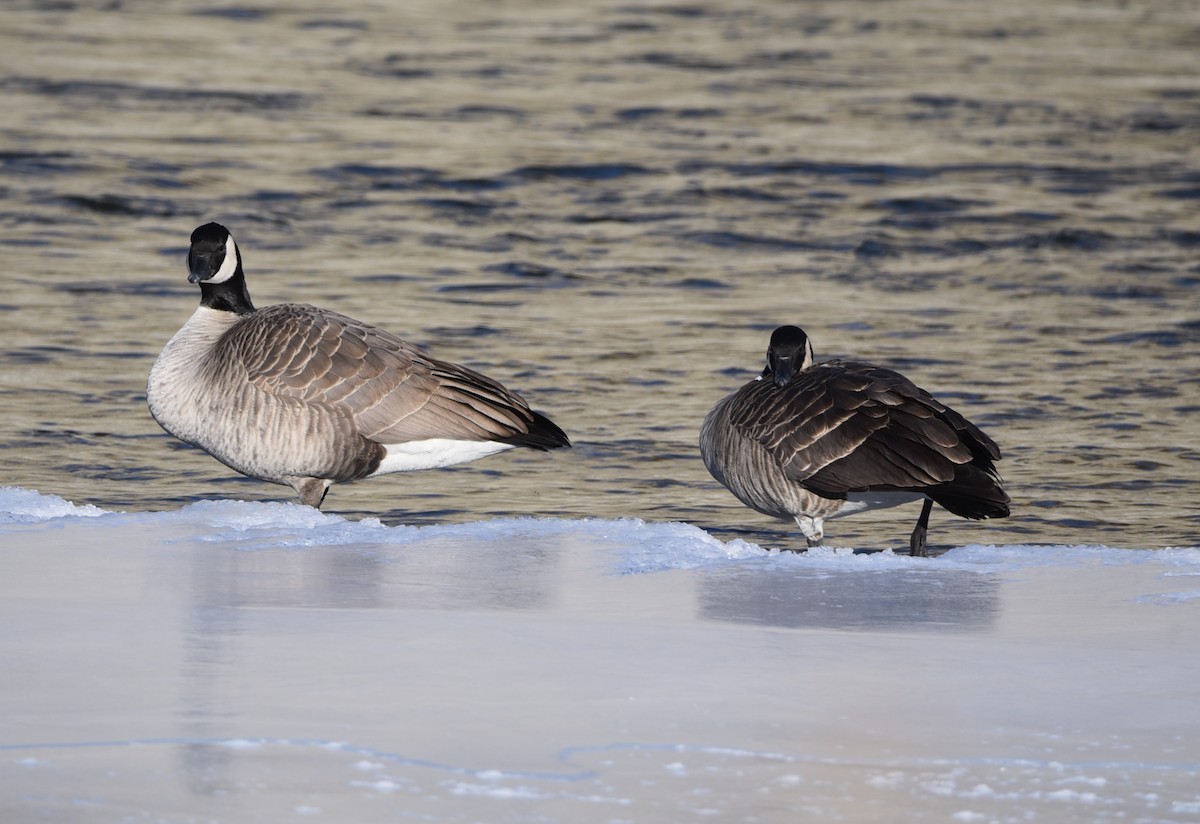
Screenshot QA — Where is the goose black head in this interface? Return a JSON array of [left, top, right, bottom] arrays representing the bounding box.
[[188, 222, 241, 284], [763, 325, 815, 388], [187, 222, 255, 315]]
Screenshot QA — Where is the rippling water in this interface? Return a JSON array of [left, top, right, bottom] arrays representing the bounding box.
[[2, 0, 1197, 549]]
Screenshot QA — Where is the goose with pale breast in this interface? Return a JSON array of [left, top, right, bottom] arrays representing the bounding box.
[[699, 325, 1009, 555], [147, 222, 569, 509]]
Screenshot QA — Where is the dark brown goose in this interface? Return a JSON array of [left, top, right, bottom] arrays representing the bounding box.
[[699, 325, 1009, 555], [147, 222, 569, 509]]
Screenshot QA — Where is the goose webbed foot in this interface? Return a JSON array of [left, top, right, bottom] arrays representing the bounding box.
[[795, 515, 824, 551], [293, 478, 331, 509], [781, 537, 823, 554], [909, 524, 928, 557]]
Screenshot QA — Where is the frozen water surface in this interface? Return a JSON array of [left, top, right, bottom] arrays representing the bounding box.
[[2, 488, 1198, 823]]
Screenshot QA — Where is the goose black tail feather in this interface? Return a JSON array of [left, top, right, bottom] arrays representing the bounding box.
[[502, 411, 571, 451], [926, 464, 1010, 520]]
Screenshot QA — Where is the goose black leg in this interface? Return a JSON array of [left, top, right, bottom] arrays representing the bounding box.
[[909, 498, 934, 557]]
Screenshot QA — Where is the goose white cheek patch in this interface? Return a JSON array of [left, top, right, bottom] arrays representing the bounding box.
[[208, 235, 240, 284]]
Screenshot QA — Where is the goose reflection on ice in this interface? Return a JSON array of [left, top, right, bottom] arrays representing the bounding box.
[[172, 538, 563, 795], [697, 564, 1000, 632]]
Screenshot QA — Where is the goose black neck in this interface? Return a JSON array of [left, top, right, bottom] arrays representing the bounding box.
[[199, 270, 256, 315]]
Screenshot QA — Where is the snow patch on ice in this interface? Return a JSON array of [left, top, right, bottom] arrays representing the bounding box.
[[0, 486, 106, 523], [1056, 775, 1108, 788], [3, 488, 1198, 579], [605, 518, 764, 574], [962, 783, 996, 798], [1044, 788, 1100, 803], [940, 543, 1200, 573], [178, 505, 599, 553], [1136, 591, 1200, 605], [448, 781, 545, 799], [866, 771, 905, 789], [352, 779, 404, 793]]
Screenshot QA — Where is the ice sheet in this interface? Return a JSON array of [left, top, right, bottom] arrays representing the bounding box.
[[2, 488, 1199, 822]]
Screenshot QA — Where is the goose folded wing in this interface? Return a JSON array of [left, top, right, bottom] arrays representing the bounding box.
[[728, 365, 890, 481], [799, 366, 979, 496], [802, 407, 973, 495], [237, 306, 536, 444], [374, 356, 540, 443]]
